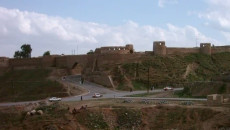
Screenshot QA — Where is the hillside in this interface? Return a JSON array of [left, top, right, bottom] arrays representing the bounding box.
[[0, 69, 68, 102], [100, 52, 230, 93], [1, 101, 229, 130]]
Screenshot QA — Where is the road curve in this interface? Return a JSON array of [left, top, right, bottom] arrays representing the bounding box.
[[62, 75, 184, 101], [0, 74, 198, 106]]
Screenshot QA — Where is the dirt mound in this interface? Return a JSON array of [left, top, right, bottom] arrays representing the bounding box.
[[1, 103, 230, 130]]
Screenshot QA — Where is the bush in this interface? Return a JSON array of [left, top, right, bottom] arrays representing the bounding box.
[[114, 108, 142, 129]]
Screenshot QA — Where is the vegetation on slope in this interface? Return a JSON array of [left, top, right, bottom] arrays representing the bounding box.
[[0, 69, 67, 102], [112, 52, 230, 92], [1, 103, 229, 130]]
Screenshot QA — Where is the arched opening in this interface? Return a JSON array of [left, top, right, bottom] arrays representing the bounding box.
[[71, 62, 83, 75], [130, 49, 134, 54]]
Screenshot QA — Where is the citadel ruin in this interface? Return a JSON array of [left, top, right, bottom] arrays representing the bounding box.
[[1, 41, 230, 70], [153, 41, 230, 55], [95, 44, 134, 54], [0, 40, 230, 87]]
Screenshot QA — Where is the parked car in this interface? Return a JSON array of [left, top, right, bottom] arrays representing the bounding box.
[[92, 93, 103, 98], [163, 86, 174, 91], [49, 97, 62, 102]]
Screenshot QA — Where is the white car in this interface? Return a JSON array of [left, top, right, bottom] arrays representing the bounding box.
[[49, 97, 62, 102], [163, 86, 174, 91], [92, 93, 103, 98]]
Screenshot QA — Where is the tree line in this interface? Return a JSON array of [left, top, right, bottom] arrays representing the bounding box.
[[14, 44, 50, 58]]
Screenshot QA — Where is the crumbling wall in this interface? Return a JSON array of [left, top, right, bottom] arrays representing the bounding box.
[[212, 46, 230, 54], [153, 41, 230, 55], [0, 57, 9, 67], [41, 56, 56, 67], [9, 58, 43, 69], [167, 48, 200, 55], [9, 55, 57, 69], [55, 55, 89, 69], [95, 44, 134, 54], [95, 53, 143, 66], [0, 57, 9, 75]]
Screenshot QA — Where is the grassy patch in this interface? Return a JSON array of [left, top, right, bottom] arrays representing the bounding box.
[[77, 111, 108, 130], [150, 106, 218, 129], [126, 92, 159, 97], [218, 83, 227, 94], [117, 83, 129, 91], [114, 107, 142, 129], [132, 80, 147, 90], [0, 69, 66, 102], [174, 90, 206, 98], [114, 53, 230, 90], [35, 103, 68, 119], [0, 111, 25, 126]]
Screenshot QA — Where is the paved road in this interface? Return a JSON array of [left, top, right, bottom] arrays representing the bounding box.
[[0, 74, 197, 106], [117, 97, 207, 101], [62, 75, 184, 101]]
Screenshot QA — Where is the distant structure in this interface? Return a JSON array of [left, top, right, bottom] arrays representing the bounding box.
[[153, 41, 230, 55], [1, 40, 230, 72], [95, 44, 134, 54], [1, 41, 230, 87], [207, 94, 223, 106]]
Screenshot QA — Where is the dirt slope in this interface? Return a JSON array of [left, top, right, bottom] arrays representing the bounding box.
[[1, 102, 230, 130]]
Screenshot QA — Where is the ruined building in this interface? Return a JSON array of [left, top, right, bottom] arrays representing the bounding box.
[[95, 44, 134, 54], [153, 41, 230, 55]]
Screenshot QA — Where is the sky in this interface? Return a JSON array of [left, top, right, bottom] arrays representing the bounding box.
[[0, 0, 230, 57]]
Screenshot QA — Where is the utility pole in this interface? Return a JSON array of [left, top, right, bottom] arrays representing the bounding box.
[[196, 37, 198, 47], [77, 45, 78, 55], [147, 67, 150, 93], [11, 80, 14, 101]]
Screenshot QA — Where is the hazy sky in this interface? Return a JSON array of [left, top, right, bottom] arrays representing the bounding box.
[[0, 0, 230, 57]]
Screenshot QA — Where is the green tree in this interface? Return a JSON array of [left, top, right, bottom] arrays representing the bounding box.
[[14, 50, 22, 58], [87, 50, 94, 55], [20, 44, 32, 58], [43, 51, 50, 56], [14, 44, 32, 58]]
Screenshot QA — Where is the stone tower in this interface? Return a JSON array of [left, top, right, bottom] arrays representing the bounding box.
[[153, 41, 166, 55], [200, 43, 211, 55], [125, 44, 134, 53]]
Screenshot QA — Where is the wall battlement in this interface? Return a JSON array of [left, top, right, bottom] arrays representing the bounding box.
[[153, 41, 230, 55], [1, 40, 230, 73], [95, 44, 134, 54]]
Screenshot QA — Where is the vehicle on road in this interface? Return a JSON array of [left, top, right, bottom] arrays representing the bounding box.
[[92, 93, 103, 98], [163, 86, 174, 91], [49, 97, 62, 102]]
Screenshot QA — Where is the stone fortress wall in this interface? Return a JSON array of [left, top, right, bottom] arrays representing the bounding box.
[[0, 57, 9, 75], [153, 41, 230, 55], [0, 57, 9, 67], [0, 41, 230, 71], [95, 44, 134, 54]]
